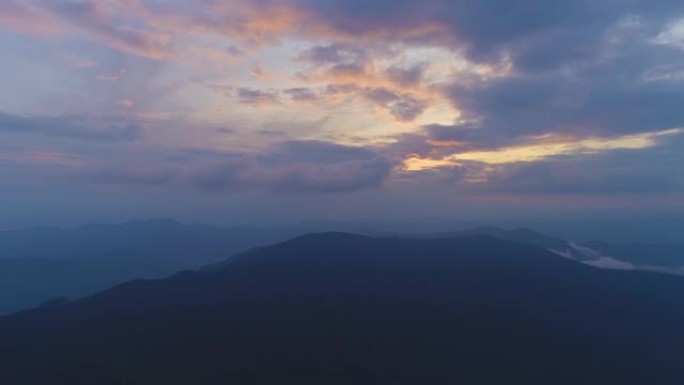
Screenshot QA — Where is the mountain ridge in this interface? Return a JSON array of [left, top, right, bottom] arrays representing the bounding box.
[[1, 233, 682, 384], [1, 220, 682, 316]]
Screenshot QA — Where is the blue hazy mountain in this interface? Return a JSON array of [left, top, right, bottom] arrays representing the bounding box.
[[384, 226, 684, 272], [1, 233, 682, 384], [0, 219, 297, 315], [1, 220, 683, 315]]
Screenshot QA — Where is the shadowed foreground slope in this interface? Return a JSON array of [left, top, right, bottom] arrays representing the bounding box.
[[0, 234, 682, 384]]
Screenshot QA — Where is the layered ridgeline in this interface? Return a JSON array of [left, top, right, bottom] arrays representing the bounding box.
[[1, 220, 682, 316], [1, 234, 682, 384], [430, 226, 684, 274], [0, 219, 369, 315]]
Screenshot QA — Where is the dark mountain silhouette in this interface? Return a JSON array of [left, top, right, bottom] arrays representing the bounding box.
[[0, 219, 303, 315], [2, 220, 682, 315], [436, 226, 569, 249], [0, 219, 272, 262], [426, 226, 684, 270], [1, 233, 682, 384], [431, 226, 577, 255]]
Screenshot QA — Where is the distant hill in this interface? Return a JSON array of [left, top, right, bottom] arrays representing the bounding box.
[[0, 219, 302, 315], [0, 219, 272, 261], [1, 220, 682, 315], [422, 227, 684, 274], [1, 233, 682, 384]]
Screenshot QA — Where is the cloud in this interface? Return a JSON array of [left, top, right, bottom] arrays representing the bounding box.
[[2, 0, 683, 205], [0, 149, 83, 167], [8, 0, 684, 68], [283, 88, 318, 102], [250, 65, 271, 80], [386, 63, 427, 87], [0, 112, 142, 142], [39, 0, 173, 59], [365, 88, 400, 105], [0, 0, 63, 35], [286, 0, 684, 67], [476, 159, 678, 195], [583, 256, 684, 276], [445, 57, 684, 141], [76, 164, 178, 186], [194, 140, 395, 193], [235, 88, 280, 105], [437, 15, 684, 147], [194, 156, 391, 193], [389, 94, 428, 122], [298, 43, 367, 65], [394, 128, 684, 196], [425, 123, 501, 149], [323, 86, 430, 122], [584, 256, 640, 271], [553, 244, 684, 276], [74, 141, 394, 193]]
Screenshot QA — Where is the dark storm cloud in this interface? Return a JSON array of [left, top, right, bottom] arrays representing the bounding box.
[[0, 112, 142, 142]]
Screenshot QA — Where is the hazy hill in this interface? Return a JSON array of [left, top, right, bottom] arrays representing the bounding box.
[[428, 227, 684, 273], [0, 219, 298, 315], [2, 220, 683, 315], [1, 234, 682, 384]]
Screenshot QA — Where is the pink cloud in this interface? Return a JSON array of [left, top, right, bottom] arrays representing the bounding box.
[[0, 150, 83, 167], [0, 0, 63, 36], [0, 1, 450, 62]]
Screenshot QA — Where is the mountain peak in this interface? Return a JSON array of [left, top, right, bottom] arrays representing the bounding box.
[[2, 232, 683, 384]]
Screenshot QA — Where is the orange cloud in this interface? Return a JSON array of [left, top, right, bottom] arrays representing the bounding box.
[[404, 128, 684, 171]]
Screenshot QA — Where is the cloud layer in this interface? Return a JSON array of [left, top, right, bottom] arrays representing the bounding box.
[[0, 0, 683, 226]]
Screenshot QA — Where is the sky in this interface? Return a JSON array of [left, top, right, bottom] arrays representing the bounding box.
[[1, 0, 684, 231]]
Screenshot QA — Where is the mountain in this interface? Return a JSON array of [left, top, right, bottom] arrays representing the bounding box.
[[428, 227, 684, 273], [0, 219, 301, 315], [0, 219, 272, 262], [436, 226, 569, 249], [432, 226, 582, 256], [1, 233, 682, 384], [2, 220, 682, 315]]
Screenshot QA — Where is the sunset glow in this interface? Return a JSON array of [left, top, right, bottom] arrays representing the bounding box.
[[0, 0, 683, 226]]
